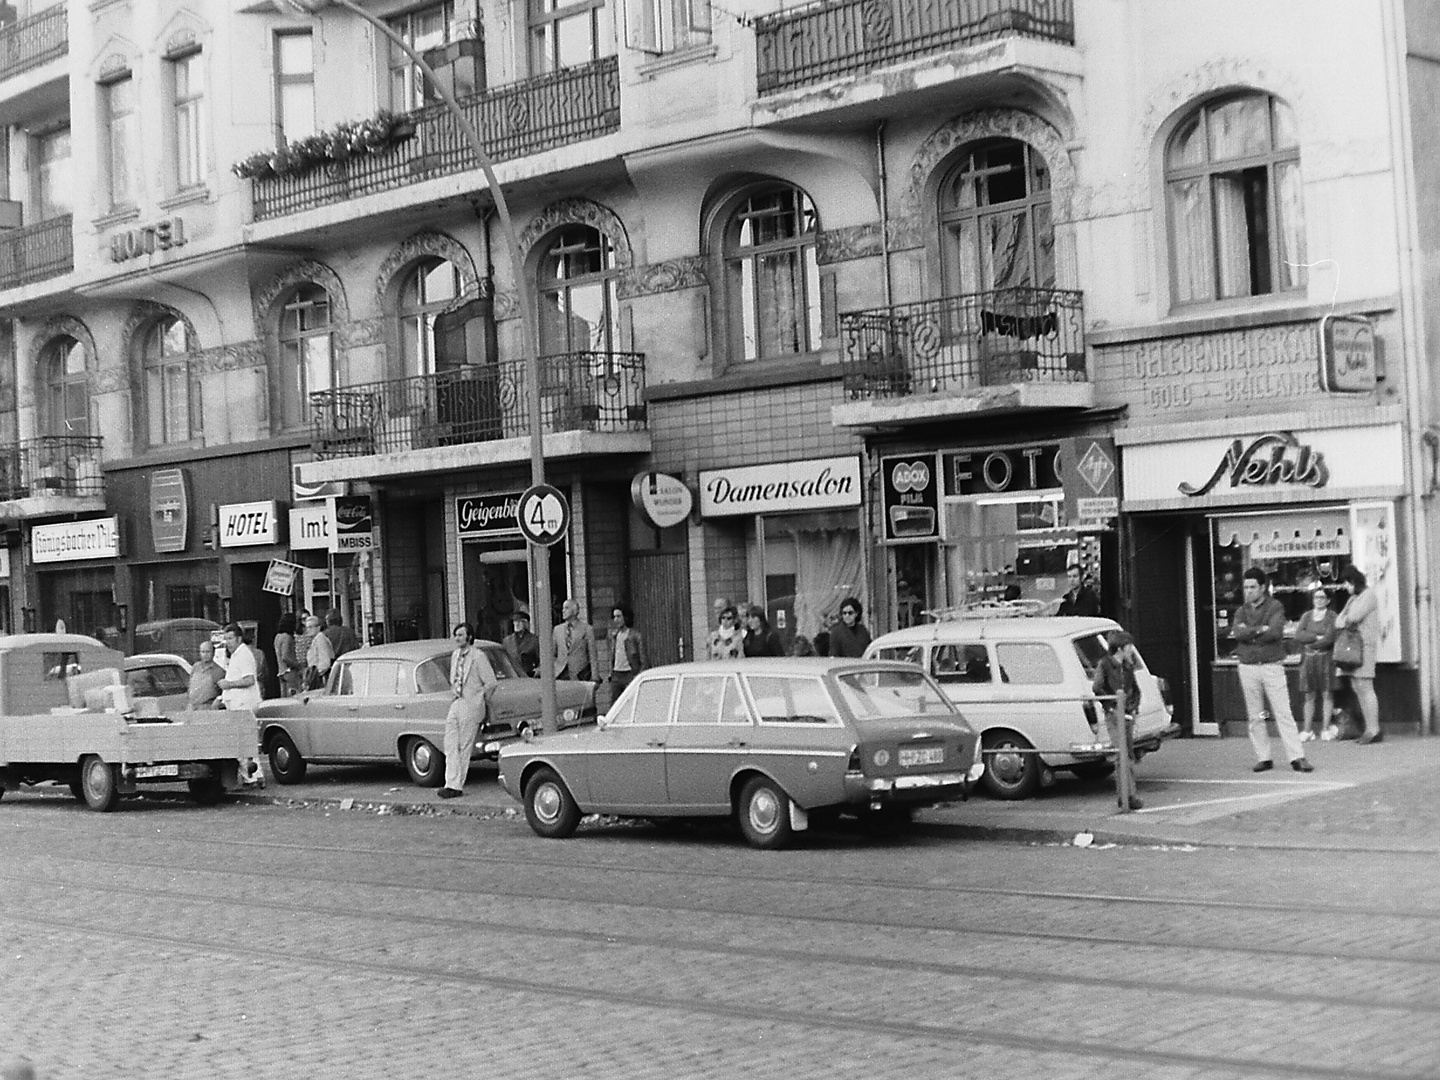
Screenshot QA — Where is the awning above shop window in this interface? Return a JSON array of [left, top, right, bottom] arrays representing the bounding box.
[[1214, 510, 1351, 557]]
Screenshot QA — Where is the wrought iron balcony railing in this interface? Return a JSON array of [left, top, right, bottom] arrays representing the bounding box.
[[252, 57, 621, 221], [0, 215, 73, 291], [840, 287, 1086, 400], [755, 0, 1074, 95], [0, 4, 68, 82], [310, 351, 647, 459], [0, 435, 104, 501]]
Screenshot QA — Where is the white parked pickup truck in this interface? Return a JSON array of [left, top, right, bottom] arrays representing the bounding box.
[[0, 633, 256, 811]]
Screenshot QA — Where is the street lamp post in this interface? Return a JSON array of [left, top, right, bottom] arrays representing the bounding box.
[[271, 0, 559, 732]]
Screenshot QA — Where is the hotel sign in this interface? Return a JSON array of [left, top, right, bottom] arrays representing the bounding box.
[[219, 501, 281, 547], [700, 456, 861, 517]]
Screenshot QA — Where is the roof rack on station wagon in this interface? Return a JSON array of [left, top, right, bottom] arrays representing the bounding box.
[[922, 599, 1048, 621]]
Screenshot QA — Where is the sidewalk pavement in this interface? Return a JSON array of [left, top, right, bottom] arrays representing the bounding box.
[[216, 730, 1440, 853]]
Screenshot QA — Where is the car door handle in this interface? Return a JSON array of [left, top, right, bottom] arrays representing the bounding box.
[[727, 739, 748, 748], [646, 740, 666, 748]]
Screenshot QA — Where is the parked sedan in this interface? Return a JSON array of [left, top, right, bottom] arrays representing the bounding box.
[[498, 658, 983, 849], [123, 653, 193, 714], [255, 639, 595, 787]]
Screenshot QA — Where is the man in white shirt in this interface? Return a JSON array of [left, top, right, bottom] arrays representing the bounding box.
[[217, 623, 264, 786]]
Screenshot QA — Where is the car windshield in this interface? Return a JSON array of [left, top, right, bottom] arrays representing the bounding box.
[[834, 669, 956, 719]]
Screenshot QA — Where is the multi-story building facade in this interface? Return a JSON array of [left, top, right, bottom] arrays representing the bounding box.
[[0, 0, 1433, 732]]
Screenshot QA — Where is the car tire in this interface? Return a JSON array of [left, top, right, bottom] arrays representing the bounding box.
[[402, 737, 444, 787], [266, 732, 307, 785], [736, 776, 794, 850], [80, 755, 120, 813], [188, 774, 225, 806], [980, 732, 1041, 800], [523, 768, 580, 839]]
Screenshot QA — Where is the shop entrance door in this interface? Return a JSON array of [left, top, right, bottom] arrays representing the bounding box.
[[231, 563, 285, 699], [1127, 515, 1199, 733], [630, 552, 690, 665]]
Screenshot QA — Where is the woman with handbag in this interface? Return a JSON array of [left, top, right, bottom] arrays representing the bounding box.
[[1293, 586, 1337, 742], [1334, 565, 1382, 744]]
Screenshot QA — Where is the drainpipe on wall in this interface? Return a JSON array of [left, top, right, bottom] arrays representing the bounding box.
[[1381, 0, 1435, 734], [876, 120, 892, 311]]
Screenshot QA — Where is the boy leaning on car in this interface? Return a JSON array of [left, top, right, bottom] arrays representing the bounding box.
[[439, 622, 497, 800]]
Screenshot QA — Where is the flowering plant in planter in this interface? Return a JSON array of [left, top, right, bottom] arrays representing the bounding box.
[[232, 110, 419, 180]]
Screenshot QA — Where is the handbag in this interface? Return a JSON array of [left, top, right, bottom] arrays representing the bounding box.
[[1333, 626, 1365, 670], [302, 665, 326, 691]]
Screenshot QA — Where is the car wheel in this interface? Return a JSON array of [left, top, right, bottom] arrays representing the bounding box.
[[403, 737, 445, 787], [736, 776, 793, 850], [266, 732, 307, 785], [980, 732, 1041, 800], [523, 768, 581, 839], [80, 756, 120, 813], [188, 775, 225, 806]]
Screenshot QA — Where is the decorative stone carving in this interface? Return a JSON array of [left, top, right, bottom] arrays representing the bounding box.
[[375, 230, 480, 309], [93, 367, 132, 395], [339, 318, 386, 350], [193, 341, 265, 375], [165, 27, 199, 57], [492, 290, 520, 322], [817, 223, 883, 265], [619, 256, 709, 299], [27, 316, 98, 375], [122, 301, 198, 356], [518, 198, 633, 266], [252, 260, 350, 333], [98, 53, 130, 80], [899, 109, 1077, 226]]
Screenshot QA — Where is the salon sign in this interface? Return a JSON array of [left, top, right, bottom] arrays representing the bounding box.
[[700, 456, 862, 517]]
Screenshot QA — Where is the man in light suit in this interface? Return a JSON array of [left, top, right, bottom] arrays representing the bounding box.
[[439, 622, 496, 799], [554, 597, 598, 683]]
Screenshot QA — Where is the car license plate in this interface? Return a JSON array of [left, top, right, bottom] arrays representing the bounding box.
[[134, 764, 180, 779], [898, 746, 944, 768]]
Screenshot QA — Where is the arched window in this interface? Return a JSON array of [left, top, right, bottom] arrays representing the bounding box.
[[40, 335, 89, 437], [279, 283, 333, 430], [722, 185, 821, 362], [142, 316, 198, 446], [939, 138, 1054, 295], [1166, 92, 1304, 304], [399, 258, 462, 376], [537, 225, 619, 356]]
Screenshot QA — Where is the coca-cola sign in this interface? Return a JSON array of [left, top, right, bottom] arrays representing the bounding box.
[[457, 491, 523, 538], [1179, 432, 1329, 497]]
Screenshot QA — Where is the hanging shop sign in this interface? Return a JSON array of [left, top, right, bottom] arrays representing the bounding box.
[[699, 456, 861, 517], [219, 501, 281, 547], [328, 496, 376, 553], [880, 454, 940, 543], [457, 491, 523, 540], [288, 504, 331, 551], [1063, 436, 1119, 525], [631, 472, 693, 529], [291, 462, 348, 502], [149, 468, 189, 554], [33, 517, 120, 564], [1320, 315, 1379, 394], [1122, 424, 1405, 510], [262, 559, 304, 596]]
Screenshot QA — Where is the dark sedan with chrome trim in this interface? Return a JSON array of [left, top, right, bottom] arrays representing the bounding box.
[[255, 640, 595, 787], [498, 658, 982, 848]]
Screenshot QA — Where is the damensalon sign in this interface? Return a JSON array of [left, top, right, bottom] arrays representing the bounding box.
[[700, 456, 861, 517], [33, 517, 120, 563]]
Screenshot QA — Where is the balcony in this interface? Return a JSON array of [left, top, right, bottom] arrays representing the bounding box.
[[0, 5, 68, 82], [0, 214, 73, 291], [305, 352, 649, 482], [755, 0, 1073, 96], [251, 58, 621, 222], [0, 435, 105, 520], [831, 286, 1092, 428]]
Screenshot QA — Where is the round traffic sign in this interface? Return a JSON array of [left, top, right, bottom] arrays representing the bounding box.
[[515, 484, 570, 546]]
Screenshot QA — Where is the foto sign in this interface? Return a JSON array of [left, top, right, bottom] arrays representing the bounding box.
[[219, 501, 280, 547], [329, 496, 376, 553], [516, 484, 570, 547]]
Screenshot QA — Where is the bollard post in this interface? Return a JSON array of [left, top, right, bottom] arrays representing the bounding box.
[[1110, 699, 1137, 813]]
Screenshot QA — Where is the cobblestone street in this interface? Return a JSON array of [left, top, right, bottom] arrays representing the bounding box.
[[4, 792, 1439, 1080]]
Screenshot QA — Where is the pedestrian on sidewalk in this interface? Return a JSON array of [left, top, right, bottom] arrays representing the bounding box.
[[828, 597, 872, 658], [742, 606, 783, 658], [1335, 565, 1383, 744], [606, 603, 647, 697], [1232, 567, 1313, 773], [217, 623, 265, 787], [1091, 631, 1143, 810], [439, 622, 495, 800], [554, 598, 598, 683], [708, 604, 744, 660], [1294, 585, 1337, 741]]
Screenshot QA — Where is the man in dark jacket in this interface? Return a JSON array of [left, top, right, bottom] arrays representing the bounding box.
[[1231, 567, 1311, 774], [1057, 566, 1101, 617], [322, 608, 360, 659]]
